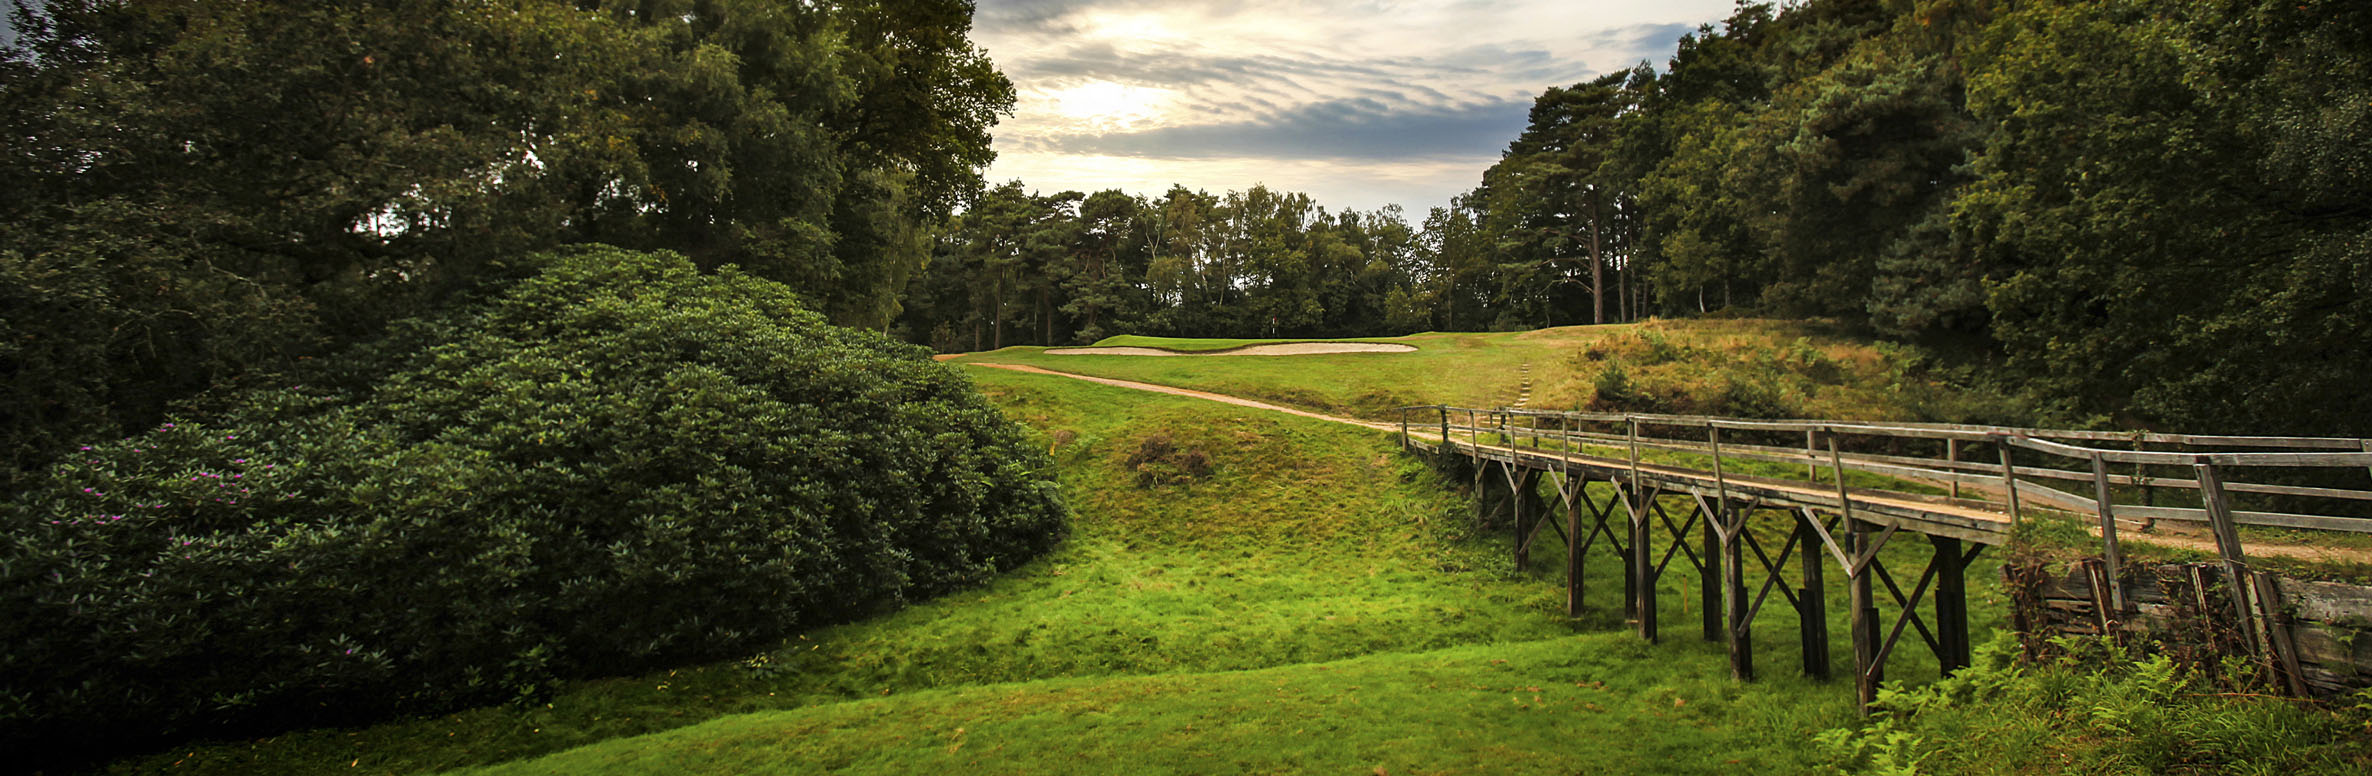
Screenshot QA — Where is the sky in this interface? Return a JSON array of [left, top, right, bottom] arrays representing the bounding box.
[[970, 0, 1741, 216]]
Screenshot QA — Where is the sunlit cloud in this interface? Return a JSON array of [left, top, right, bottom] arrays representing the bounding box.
[[972, 0, 1737, 213]]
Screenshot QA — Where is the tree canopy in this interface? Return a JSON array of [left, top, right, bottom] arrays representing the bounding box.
[[1, 0, 1014, 487]]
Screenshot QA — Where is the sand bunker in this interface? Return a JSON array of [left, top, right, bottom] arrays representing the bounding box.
[[1043, 342, 1417, 356]]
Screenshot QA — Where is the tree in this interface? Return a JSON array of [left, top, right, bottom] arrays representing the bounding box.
[[0, 0, 1014, 486]]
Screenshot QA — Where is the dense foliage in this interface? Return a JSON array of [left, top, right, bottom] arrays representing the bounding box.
[[1821, 635, 2372, 773], [0, 247, 1067, 761], [0, 0, 1013, 488], [1481, 0, 2371, 434], [897, 182, 1437, 349], [906, 0, 2370, 435]]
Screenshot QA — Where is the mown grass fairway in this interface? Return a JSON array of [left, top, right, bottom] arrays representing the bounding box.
[[955, 320, 2028, 425]]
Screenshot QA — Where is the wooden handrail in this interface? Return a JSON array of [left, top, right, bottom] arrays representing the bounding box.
[[1415, 404, 2372, 536]]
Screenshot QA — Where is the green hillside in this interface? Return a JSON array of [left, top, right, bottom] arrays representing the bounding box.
[[93, 333, 2372, 776]]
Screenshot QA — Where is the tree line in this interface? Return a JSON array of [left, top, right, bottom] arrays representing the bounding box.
[[901, 0, 2369, 436], [1, 0, 1013, 487]]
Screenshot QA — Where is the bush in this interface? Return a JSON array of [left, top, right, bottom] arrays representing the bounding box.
[[1125, 433, 1213, 487], [1819, 635, 2372, 774], [0, 246, 1068, 761]]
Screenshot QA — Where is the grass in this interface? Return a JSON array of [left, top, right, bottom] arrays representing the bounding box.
[[429, 365, 2016, 775], [448, 637, 1852, 776], [87, 334, 2368, 775], [100, 360, 1967, 775], [93, 366, 1566, 775], [954, 319, 2035, 425]]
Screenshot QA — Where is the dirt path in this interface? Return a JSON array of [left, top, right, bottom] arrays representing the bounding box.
[[964, 362, 2368, 566], [1044, 342, 1416, 356], [967, 363, 1398, 432]]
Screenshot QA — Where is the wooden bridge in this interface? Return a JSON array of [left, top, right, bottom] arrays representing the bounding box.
[[1393, 406, 2372, 709]]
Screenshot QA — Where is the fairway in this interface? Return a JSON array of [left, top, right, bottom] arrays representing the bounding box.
[[948, 321, 2028, 427]]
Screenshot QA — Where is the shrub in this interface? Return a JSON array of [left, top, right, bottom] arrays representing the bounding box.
[[0, 246, 1068, 762], [1590, 363, 1662, 412], [1819, 635, 2372, 774], [1125, 433, 1213, 487]]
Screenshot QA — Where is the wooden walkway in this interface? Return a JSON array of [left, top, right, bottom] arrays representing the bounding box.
[[968, 362, 2372, 707], [1400, 405, 2372, 708]]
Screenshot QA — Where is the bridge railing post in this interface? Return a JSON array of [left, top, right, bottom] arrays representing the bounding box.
[[1438, 406, 1450, 453], [1997, 435, 2023, 527], [2087, 452, 2127, 612]]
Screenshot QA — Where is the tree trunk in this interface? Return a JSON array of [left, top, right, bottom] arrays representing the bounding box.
[[1589, 188, 1605, 325], [1619, 259, 1630, 323]]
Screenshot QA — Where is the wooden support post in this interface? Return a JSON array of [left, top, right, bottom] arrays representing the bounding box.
[[1998, 439, 2023, 527], [1725, 501, 1754, 681], [2193, 460, 2305, 694], [1705, 424, 1728, 643], [2193, 462, 2259, 658], [1438, 407, 1450, 454], [2088, 453, 2127, 613], [1626, 418, 1645, 626], [1566, 476, 1585, 617], [1946, 439, 1961, 500], [1850, 520, 1881, 712], [1633, 488, 1658, 644], [1399, 408, 1409, 452], [1931, 535, 1970, 674], [1808, 429, 1819, 482], [1513, 469, 1530, 570], [1620, 486, 1638, 620], [1702, 497, 1723, 643], [1514, 469, 1543, 571], [2253, 574, 2311, 697], [2083, 559, 2115, 637], [1798, 511, 1831, 680]]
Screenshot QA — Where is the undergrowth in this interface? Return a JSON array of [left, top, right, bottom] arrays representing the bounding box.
[[1821, 635, 2372, 775]]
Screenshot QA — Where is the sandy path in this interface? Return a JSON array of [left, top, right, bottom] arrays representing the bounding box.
[[1042, 342, 1416, 356], [966, 363, 1398, 432]]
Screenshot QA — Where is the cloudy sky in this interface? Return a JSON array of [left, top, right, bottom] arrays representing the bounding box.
[[970, 0, 1739, 215]]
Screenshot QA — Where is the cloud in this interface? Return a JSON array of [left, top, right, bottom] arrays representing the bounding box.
[[1037, 96, 1533, 161], [971, 0, 1741, 211]]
